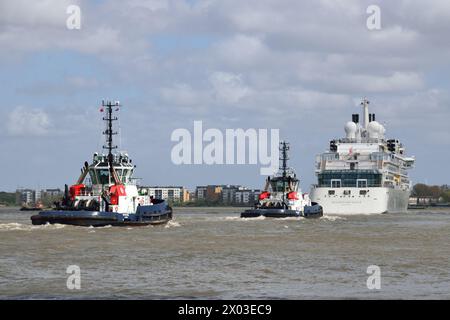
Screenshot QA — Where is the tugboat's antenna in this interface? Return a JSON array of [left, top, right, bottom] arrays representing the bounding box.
[[102, 100, 121, 185]]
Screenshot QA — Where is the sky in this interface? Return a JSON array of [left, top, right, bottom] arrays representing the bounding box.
[[0, 0, 449, 192]]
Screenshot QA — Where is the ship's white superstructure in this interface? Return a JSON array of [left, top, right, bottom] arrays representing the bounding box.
[[310, 99, 415, 214]]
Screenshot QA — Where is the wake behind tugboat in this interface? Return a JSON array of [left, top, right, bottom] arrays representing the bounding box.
[[31, 100, 172, 227], [241, 141, 323, 219]]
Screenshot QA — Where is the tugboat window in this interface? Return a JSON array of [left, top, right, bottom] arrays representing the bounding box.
[[270, 180, 290, 192], [98, 169, 110, 185]]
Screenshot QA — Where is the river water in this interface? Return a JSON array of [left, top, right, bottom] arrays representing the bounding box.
[[0, 207, 449, 299]]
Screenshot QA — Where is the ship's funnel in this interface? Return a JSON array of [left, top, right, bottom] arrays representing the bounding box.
[[360, 98, 370, 129]]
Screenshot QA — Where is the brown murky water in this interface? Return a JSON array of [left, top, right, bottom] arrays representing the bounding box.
[[0, 207, 449, 299]]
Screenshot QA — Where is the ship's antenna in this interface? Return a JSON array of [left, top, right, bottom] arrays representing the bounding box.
[[102, 100, 121, 185]]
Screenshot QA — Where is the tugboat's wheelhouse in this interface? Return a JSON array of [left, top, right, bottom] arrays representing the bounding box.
[[88, 152, 135, 186]]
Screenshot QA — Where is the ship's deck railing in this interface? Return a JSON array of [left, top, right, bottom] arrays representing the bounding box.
[[76, 191, 102, 197], [335, 137, 385, 144], [317, 152, 411, 169]]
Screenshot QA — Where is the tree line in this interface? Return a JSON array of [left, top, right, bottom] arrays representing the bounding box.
[[412, 184, 450, 203]]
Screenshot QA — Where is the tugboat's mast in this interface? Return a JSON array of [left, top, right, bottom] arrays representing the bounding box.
[[280, 141, 289, 178], [279, 141, 290, 208], [102, 100, 121, 185]]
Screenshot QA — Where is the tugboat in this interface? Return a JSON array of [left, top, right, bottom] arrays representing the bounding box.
[[20, 201, 44, 211], [31, 100, 172, 227], [241, 141, 323, 218]]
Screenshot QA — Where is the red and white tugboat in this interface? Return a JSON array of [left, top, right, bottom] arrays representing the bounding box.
[[31, 100, 172, 227]]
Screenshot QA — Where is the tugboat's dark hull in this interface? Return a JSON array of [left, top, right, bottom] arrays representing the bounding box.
[[241, 204, 323, 219], [31, 203, 172, 227], [20, 207, 42, 211]]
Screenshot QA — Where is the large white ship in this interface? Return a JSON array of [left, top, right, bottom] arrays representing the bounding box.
[[310, 99, 415, 214]]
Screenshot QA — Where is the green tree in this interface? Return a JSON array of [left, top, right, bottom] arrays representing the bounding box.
[[0, 192, 16, 206]]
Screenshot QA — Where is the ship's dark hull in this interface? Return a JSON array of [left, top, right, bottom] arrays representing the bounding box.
[[241, 204, 323, 219], [31, 203, 172, 227]]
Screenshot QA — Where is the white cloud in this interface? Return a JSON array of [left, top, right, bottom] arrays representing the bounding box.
[[214, 34, 269, 68], [209, 71, 250, 104], [7, 106, 51, 137], [160, 83, 206, 106], [0, 0, 79, 28]]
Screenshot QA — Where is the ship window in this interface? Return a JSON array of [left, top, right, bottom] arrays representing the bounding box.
[[357, 179, 367, 188], [360, 190, 367, 195], [328, 190, 335, 195], [331, 179, 341, 188], [318, 170, 382, 188], [343, 190, 351, 195]]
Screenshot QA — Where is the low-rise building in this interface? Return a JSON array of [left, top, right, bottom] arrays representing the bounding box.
[[16, 189, 35, 205], [195, 186, 207, 201], [221, 185, 242, 204], [235, 189, 261, 205], [206, 185, 222, 202], [43, 188, 63, 197], [15, 188, 63, 206], [140, 186, 189, 203], [194, 184, 261, 205]]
